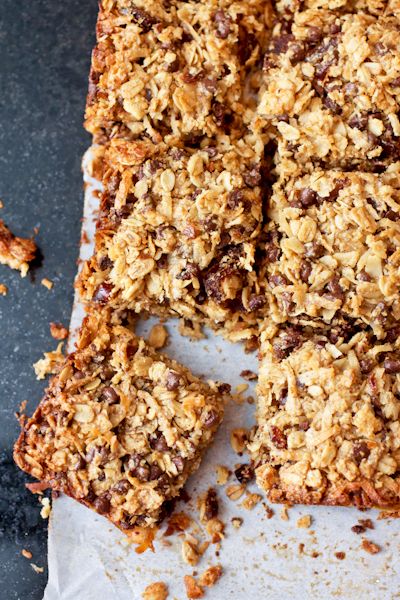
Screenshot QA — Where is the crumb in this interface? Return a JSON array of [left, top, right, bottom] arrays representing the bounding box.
[[0, 219, 36, 276], [41, 278, 53, 290], [199, 565, 223, 587], [148, 323, 168, 349], [0, 200, 3, 209], [361, 539, 381, 555], [205, 518, 225, 543], [296, 515, 312, 529], [80, 231, 90, 245], [21, 549, 32, 559], [240, 370, 257, 381], [164, 512, 192, 536], [30, 563, 44, 574], [199, 488, 219, 523], [225, 484, 245, 501], [311, 551, 320, 558], [263, 503, 274, 519], [378, 510, 400, 520], [50, 322, 68, 340], [0, 283, 8, 296], [142, 582, 168, 600], [182, 536, 203, 566], [230, 428, 248, 454], [235, 383, 248, 394], [40, 497, 51, 519], [298, 543, 305, 554], [280, 506, 289, 521], [241, 492, 262, 511], [216, 465, 230, 485], [231, 517, 243, 529], [359, 518, 374, 530], [184, 575, 204, 599], [335, 551, 346, 560], [33, 342, 64, 380], [246, 395, 255, 404], [234, 463, 254, 485]]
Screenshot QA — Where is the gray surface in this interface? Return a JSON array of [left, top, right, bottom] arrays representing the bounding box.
[[0, 1, 97, 597]]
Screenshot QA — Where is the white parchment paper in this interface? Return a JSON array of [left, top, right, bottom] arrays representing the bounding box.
[[43, 151, 400, 600]]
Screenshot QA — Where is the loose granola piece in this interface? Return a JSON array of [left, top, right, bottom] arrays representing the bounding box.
[[33, 343, 65, 380], [142, 582, 169, 600], [148, 324, 169, 349], [78, 137, 268, 342], [50, 322, 69, 341], [198, 564, 223, 587], [184, 575, 204, 599], [361, 539, 381, 554], [14, 309, 226, 531], [21, 549, 33, 560], [0, 220, 36, 276], [257, 10, 400, 171], [41, 278, 54, 290], [85, 0, 270, 144], [261, 166, 400, 338], [250, 325, 400, 508], [231, 516, 243, 528], [0, 283, 8, 296], [216, 464, 230, 485], [296, 514, 312, 528]]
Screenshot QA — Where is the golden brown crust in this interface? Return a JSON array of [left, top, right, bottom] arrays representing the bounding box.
[[14, 308, 226, 530]]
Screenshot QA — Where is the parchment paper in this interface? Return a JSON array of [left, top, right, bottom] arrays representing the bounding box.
[[43, 150, 400, 600]]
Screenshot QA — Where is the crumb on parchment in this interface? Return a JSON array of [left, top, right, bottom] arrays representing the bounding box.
[[142, 581, 168, 600], [361, 539, 381, 555], [296, 515, 312, 529], [148, 323, 168, 349], [184, 575, 204, 599], [33, 343, 64, 380]]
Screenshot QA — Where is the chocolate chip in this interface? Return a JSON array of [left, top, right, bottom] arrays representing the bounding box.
[[323, 96, 342, 114], [353, 442, 370, 464], [93, 495, 111, 514], [218, 383, 231, 394], [93, 282, 113, 304], [304, 242, 325, 259], [383, 357, 400, 373], [358, 269, 372, 282], [307, 26, 323, 43], [112, 479, 130, 494], [270, 426, 287, 449], [166, 370, 180, 390], [135, 464, 150, 482], [325, 275, 344, 300], [214, 10, 231, 39], [271, 33, 294, 55], [237, 25, 257, 64], [269, 274, 289, 288], [203, 409, 220, 429], [182, 69, 205, 83], [240, 370, 257, 381], [98, 256, 113, 271], [100, 386, 119, 405], [203, 488, 219, 520], [273, 328, 305, 360], [298, 187, 319, 207], [348, 113, 368, 130], [300, 260, 312, 282], [149, 464, 163, 480], [172, 456, 185, 473], [290, 42, 306, 64], [130, 7, 158, 32], [248, 294, 266, 311], [360, 359, 374, 374], [74, 455, 86, 471], [234, 464, 254, 484], [390, 77, 400, 88], [299, 420, 310, 431], [227, 189, 244, 209], [244, 166, 261, 188], [151, 433, 169, 452]]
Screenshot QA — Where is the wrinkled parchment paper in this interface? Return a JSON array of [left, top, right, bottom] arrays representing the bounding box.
[[43, 151, 400, 600]]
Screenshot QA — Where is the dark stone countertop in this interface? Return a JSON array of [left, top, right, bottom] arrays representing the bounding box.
[[0, 1, 98, 597]]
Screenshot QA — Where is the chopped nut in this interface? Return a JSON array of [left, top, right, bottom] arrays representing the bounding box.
[[40, 497, 51, 519], [184, 575, 204, 599], [216, 465, 230, 485], [41, 278, 53, 290], [225, 484, 245, 501], [230, 428, 248, 454], [21, 549, 32, 559], [199, 565, 223, 587], [148, 324, 168, 349], [240, 370, 257, 381], [30, 563, 44, 574], [50, 322, 68, 340], [142, 582, 168, 600], [296, 515, 312, 529], [361, 539, 381, 555], [199, 488, 219, 522], [0, 283, 8, 296], [231, 517, 243, 529]]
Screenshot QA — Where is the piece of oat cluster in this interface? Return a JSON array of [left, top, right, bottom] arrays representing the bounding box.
[[85, 0, 270, 144], [256, 9, 400, 172], [272, 0, 400, 17], [14, 309, 226, 530], [0, 220, 36, 276], [249, 323, 400, 508], [78, 136, 269, 342], [259, 164, 400, 338]]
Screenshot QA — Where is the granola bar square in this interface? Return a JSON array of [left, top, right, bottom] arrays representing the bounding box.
[[249, 323, 400, 508], [85, 0, 270, 144], [78, 136, 269, 341], [256, 9, 400, 171], [259, 165, 400, 338], [14, 309, 226, 530]]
